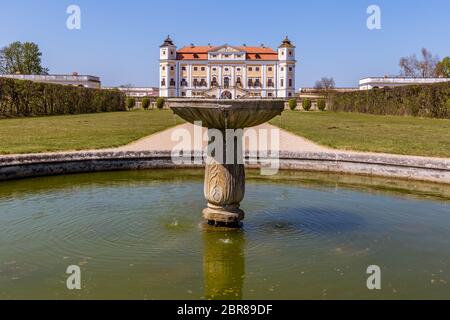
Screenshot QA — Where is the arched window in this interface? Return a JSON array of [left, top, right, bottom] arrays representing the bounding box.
[[224, 77, 230, 88]]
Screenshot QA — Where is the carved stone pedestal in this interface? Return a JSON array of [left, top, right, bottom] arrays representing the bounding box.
[[203, 131, 245, 227]]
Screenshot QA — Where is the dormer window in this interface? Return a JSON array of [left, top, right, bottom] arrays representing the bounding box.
[[193, 53, 199, 59], [163, 51, 166, 56]]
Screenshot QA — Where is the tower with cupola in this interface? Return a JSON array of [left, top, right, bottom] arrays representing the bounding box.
[[159, 36, 178, 97], [277, 36, 296, 98]]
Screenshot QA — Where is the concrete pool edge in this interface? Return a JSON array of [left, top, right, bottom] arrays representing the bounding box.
[[0, 150, 449, 184]]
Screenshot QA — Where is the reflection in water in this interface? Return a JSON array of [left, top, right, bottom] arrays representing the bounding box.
[[203, 224, 245, 300]]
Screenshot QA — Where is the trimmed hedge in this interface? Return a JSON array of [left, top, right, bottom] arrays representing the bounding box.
[[0, 77, 126, 118], [288, 98, 297, 111], [302, 99, 312, 111], [330, 82, 450, 119]]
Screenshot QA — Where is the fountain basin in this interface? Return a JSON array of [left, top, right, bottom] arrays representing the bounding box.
[[0, 169, 449, 300], [168, 99, 285, 129]]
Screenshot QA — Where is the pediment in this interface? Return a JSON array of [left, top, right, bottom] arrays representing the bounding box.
[[209, 45, 243, 53]]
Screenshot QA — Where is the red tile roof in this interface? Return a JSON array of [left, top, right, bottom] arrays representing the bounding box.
[[176, 45, 278, 61]]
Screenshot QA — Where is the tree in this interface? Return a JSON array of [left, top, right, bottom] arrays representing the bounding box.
[[399, 48, 440, 77], [314, 77, 335, 90], [302, 99, 312, 111], [156, 98, 165, 110], [317, 99, 327, 111], [0, 41, 49, 75], [126, 97, 136, 110], [288, 98, 297, 111], [435, 57, 450, 78], [141, 97, 151, 110]]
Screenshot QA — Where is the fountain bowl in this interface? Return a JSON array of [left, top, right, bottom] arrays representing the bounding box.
[[168, 99, 285, 130]]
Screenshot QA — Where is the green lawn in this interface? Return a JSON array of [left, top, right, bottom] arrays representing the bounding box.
[[0, 110, 183, 154], [270, 111, 450, 158]]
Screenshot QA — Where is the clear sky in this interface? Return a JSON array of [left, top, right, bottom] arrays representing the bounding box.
[[1, 0, 449, 88]]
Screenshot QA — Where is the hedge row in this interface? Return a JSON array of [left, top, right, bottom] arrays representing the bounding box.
[[0, 77, 126, 118], [329, 82, 450, 119]]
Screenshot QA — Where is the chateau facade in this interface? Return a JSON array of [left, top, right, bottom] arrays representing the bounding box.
[[159, 36, 296, 99]]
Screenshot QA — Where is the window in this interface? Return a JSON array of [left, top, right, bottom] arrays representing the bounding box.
[[268, 67, 273, 72], [182, 66, 186, 71], [289, 79, 293, 87], [162, 66, 166, 71], [237, 68, 241, 72], [170, 50, 174, 55], [248, 79, 253, 87], [248, 67, 253, 71], [180, 79, 188, 87], [170, 79, 175, 86], [170, 66, 174, 71], [255, 67, 260, 72], [225, 68, 229, 72], [201, 67, 205, 71], [193, 53, 199, 59], [281, 79, 284, 87], [162, 50, 166, 56], [255, 79, 261, 87], [212, 67, 217, 71], [211, 77, 218, 86], [181, 92, 186, 97], [267, 78, 274, 87], [224, 77, 230, 88], [194, 67, 198, 71], [289, 67, 293, 71], [161, 78, 166, 86], [268, 93, 273, 97], [289, 51, 292, 56], [281, 67, 284, 71], [288, 92, 292, 97], [193, 79, 199, 87]]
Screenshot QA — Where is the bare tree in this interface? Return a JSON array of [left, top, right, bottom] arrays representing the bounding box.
[[314, 77, 335, 90], [399, 48, 440, 77], [399, 55, 419, 77]]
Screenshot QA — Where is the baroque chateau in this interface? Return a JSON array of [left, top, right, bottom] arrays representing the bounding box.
[[159, 36, 296, 99]]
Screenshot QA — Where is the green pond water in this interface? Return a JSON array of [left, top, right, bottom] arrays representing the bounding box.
[[0, 169, 449, 300]]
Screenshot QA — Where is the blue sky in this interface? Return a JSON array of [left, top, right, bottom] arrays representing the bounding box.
[[1, 0, 449, 87]]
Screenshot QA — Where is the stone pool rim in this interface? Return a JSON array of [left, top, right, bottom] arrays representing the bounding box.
[[0, 150, 449, 184]]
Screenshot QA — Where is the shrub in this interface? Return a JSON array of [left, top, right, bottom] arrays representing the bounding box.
[[288, 98, 297, 111], [0, 77, 126, 118], [329, 82, 450, 119], [126, 97, 136, 110], [302, 99, 312, 111], [141, 97, 150, 110], [317, 99, 327, 111], [156, 97, 165, 110]]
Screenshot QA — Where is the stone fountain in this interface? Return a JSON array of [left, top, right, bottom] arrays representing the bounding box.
[[169, 99, 285, 227]]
